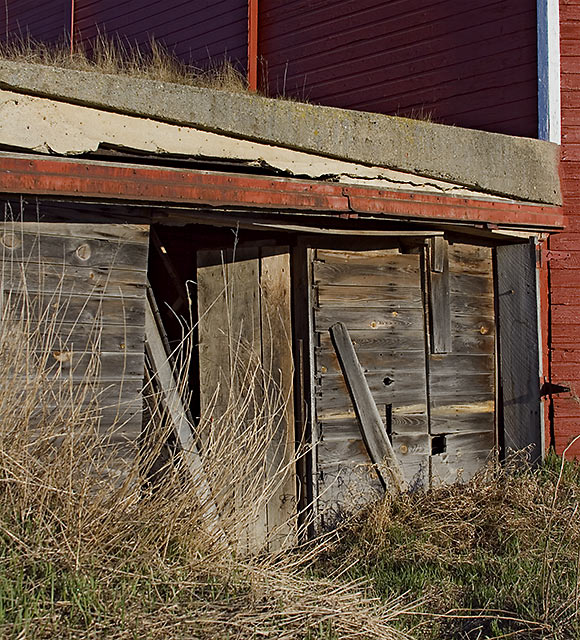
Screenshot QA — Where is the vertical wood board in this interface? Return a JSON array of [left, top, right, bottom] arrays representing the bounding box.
[[496, 242, 541, 460]]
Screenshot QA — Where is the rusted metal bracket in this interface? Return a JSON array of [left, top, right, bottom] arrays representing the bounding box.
[[540, 381, 571, 397]]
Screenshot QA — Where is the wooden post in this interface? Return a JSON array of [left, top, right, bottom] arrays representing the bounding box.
[[329, 321, 405, 493]]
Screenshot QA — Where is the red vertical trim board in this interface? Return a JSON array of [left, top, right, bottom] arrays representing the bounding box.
[[248, 0, 258, 91]]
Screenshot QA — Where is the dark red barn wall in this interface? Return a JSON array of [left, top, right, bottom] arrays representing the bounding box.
[[1, 1, 71, 44], [547, 1, 580, 457], [258, 0, 538, 137], [75, 0, 247, 71], [0, 1, 248, 72]]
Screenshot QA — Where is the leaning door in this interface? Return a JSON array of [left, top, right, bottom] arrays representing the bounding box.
[[312, 247, 430, 526], [196, 246, 296, 551]]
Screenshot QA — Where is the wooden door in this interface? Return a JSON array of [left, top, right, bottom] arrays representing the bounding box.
[[312, 247, 430, 525], [196, 246, 296, 551], [311, 241, 497, 525]]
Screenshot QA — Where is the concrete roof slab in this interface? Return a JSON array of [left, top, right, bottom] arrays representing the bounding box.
[[0, 59, 562, 206]]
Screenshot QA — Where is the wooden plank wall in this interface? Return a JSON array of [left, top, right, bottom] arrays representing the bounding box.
[[429, 243, 496, 484], [312, 248, 429, 526], [548, 1, 580, 456], [197, 246, 296, 551], [0, 222, 148, 474]]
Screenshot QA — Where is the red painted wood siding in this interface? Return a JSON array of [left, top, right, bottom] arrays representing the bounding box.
[[259, 0, 538, 137], [75, 0, 247, 70], [0, 1, 247, 72], [549, 1, 580, 457], [0, 1, 70, 44]]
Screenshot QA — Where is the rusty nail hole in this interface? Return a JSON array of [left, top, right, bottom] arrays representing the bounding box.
[[479, 325, 489, 335]]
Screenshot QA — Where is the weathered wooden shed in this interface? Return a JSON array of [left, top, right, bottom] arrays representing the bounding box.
[[0, 61, 564, 536]]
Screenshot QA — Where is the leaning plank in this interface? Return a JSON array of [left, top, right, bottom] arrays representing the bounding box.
[[144, 294, 226, 544], [329, 321, 405, 492]]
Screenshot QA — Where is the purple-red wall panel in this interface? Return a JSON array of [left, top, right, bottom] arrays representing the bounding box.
[[0, 1, 247, 72], [75, 0, 247, 70], [259, 0, 538, 137], [548, 0, 580, 457], [0, 1, 70, 44]]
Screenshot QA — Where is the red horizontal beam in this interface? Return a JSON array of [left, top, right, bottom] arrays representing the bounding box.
[[0, 153, 565, 229]]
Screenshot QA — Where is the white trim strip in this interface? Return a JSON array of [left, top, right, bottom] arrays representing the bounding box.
[[538, 0, 561, 143]]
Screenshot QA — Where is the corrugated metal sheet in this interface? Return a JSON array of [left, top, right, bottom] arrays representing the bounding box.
[[0, 0, 70, 44], [259, 0, 537, 136], [75, 0, 247, 71], [548, 0, 580, 457]]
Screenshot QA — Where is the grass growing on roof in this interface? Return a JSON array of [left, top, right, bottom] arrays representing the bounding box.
[[0, 34, 249, 93]]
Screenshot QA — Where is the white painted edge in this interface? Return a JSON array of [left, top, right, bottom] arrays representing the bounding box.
[[537, 0, 561, 143], [533, 237, 546, 459]]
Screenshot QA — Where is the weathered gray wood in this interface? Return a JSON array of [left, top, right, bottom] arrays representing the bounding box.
[[196, 249, 231, 424], [448, 243, 493, 275], [318, 329, 426, 353], [316, 348, 425, 376], [260, 247, 296, 549], [0, 222, 149, 483], [315, 307, 424, 331], [145, 295, 225, 542], [0, 263, 146, 297], [496, 241, 542, 461], [0, 223, 149, 245], [0, 229, 148, 271], [429, 237, 451, 354], [317, 284, 423, 307], [5, 293, 145, 327], [329, 321, 404, 492], [314, 254, 421, 287]]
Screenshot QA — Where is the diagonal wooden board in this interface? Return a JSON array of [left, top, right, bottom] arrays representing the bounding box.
[[144, 290, 227, 544], [329, 321, 405, 493]]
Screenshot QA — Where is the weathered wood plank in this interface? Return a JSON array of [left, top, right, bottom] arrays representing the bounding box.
[[30, 350, 144, 382], [315, 307, 424, 331], [316, 284, 423, 306], [0, 262, 147, 298], [316, 348, 425, 376], [329, 322, 404, 492], [197, 249, 231, 423], [318, 330, 426, 353], [428, 353, 495, 376], [448, 244, 493, 275], [314, 252, 421, 287], [0, 223, 149, 245], [0, 230, 148, 271], [315, 248, 402, 264], [4, 293, 145, 327], [450, 272, 494, 297], [145, 296, 225, 542], [260, 247, 297, 549], [496, 242, 542, 460], [429, 238, 451, 354]]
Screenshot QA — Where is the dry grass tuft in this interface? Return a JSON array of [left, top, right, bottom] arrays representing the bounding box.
[[0, 220, 408, 639], [318, 454, 580, 639], [0, 34, 248, 92]]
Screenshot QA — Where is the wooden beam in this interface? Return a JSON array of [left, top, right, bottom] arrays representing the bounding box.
[[329, 321, 405, 492], [144, 292, 226, 543], [429, 237, 452, 354]]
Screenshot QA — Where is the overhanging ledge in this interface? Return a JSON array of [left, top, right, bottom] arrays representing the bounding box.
[[0, 59, 563, 207], [0, 153, 565, 230]]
